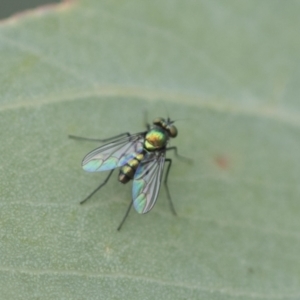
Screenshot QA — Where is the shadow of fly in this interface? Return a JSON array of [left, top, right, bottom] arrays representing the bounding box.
[[69, 117, 191, 230]]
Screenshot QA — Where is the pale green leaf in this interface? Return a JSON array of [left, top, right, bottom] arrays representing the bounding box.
[[0, 1, 300, 299]]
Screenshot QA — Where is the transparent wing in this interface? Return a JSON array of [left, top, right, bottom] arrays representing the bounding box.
[[132, 151, 165, 214], [82, 133, 145, 172]]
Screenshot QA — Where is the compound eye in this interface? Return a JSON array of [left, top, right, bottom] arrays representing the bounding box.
[[168, 125, 178, 138], [153, 117, 165, 126]]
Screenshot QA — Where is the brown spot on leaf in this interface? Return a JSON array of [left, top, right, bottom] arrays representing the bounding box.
[[214, 155, 230, 170]]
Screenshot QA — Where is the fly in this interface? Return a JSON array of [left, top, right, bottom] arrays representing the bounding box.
[[69, 117, 190, 230]]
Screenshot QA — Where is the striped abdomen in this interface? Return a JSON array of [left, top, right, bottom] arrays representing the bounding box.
[[119, 153, 144, 184]]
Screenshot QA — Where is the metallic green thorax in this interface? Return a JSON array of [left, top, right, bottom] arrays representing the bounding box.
[[119, 127, 168, 184], [144, 128, 168, 151]]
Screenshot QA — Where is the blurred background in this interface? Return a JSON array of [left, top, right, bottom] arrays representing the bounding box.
[[0, 0, 60, 19]]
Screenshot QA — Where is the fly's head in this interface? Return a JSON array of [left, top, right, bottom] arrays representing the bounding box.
[[152, 117, 178, 138]]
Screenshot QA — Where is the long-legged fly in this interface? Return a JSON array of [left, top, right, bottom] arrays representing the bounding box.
[[69, 117, 190, 230]]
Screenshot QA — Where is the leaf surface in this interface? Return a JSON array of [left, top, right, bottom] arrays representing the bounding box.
[[0, 1, 300, 299]]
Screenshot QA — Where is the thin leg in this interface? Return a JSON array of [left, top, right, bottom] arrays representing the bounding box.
[[80, 170, 114, 204], [69, 132, 131, 143], [166, 146, 192, 163], [164, 158, 177, 216], [117, 201, 133, 231]]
